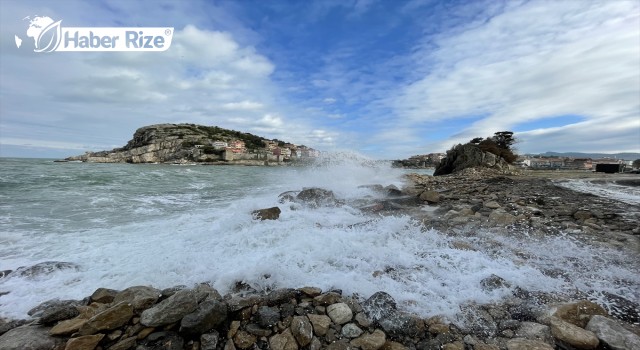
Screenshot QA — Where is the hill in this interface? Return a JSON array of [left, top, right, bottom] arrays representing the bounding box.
[[535, 151, 640, 160], [65, 124, 301, 164]]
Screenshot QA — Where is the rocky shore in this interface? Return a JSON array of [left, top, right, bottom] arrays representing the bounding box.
[[1, 169, 639, 350]]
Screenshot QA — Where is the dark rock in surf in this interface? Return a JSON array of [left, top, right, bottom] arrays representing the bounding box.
[[13, 261, 80, 279], [253, 207, 281, 220], [296, 188, 338, 208]]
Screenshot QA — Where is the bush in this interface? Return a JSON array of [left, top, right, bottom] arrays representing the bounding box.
[[471, 131, 517, 164]]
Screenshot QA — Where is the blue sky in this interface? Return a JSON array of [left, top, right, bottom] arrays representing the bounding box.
[[1, 0, 639, 159]]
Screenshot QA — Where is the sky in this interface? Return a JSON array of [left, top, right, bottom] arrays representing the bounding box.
[[0, 0, 639, 159]]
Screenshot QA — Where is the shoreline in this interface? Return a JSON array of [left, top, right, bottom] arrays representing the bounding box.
[[1, 168, 639, 349]]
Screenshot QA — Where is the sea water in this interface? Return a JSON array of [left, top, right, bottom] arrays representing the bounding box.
[[0, 157, 638, 320]]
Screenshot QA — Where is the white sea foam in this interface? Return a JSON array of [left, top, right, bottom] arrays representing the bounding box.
[[0, 157, 638, 321], [556, 179, 640, 205]]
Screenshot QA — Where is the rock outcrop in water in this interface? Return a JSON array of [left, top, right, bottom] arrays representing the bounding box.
[[65, 124, 303, 165], [434, 144, 512, 176]]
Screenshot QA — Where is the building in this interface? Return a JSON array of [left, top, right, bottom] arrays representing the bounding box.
[[228, 140, 246, 153], [212, 141, 228, 149], [264, 141, 279, 150]]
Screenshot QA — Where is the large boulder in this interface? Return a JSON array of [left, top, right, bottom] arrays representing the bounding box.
[[0, 325, 62, 350], [434, 144, 510, 176]]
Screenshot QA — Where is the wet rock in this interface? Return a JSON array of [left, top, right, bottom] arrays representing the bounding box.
[[201, 331, 220, 350], [573, 210, 592, 220], [489, 210, 517, 225], [0, 270, 11, 278], [161, 285, 186, 298], [234, 330, 257, 349], [253, 207, 281, 220], [64, 334, 104, 350], [381, 340, 407, 350], [552, 300, 608, 328], [548, 316, 599, 349], [109, 336, 137, 350], [245, 323, 272, 337], [78, 301, 134, 335], [140, 289, 198, 327], [50, 317, 88, 336], [298, 287, 322, 297], [514, 322, 553, 345], [270, 328, 298, 350], [586, 315, 640, 350], [290, 316, 313, 346], [598, 291, 640, 324], [327, 303, 353, 325], [296, 188, 337, 208], [307, 314, 332, 336], [193, 283, 223, 302], [113, 285, 161, 311], [480, 274, 511, 291], [419, 191, 440, 203], [13, 261, 80, 278], [314, 292, 342, 305], [442, 341, 464, 350], [0, 319, 28, 336], [385, 185, 403, 197], [141, 331, 184, 350], [90, 287, 119, 304], [227, 295, 263, 312], [506, 338, 554, 350], [378, 311, 425, 337], [484, 201, 501, 209], [350, 329, 386, 350], [342, 323, 364, 338], [355, 312, 372, 328], [0, 325, 61, 350], [257, 306, 281, 328], [362, 292, 397, 322], [266, 288, 297, 305], [29, 299, 82, 324], [180, 299, 228, 334], [326, 341, 353, 350]]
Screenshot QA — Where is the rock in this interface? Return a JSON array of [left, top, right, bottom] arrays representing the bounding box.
[[489, 210, 517, 225], [310, 337, 322, 350], [201, 331, 220, 350], [0, 319, 28, 336], [355, 312, 372, 328], [480, 274, 511, 291], [64, 334, 104, 350], [484, 201, 501, 209], [227, 295, 264, 312], [419, 191, 440, 203], [0, 325, 61, 350], [434, 143, 510, 176], [252, 207, 281, 220], [514, 322, 553, 345], [290, 316, 313, 346], [326, 341, 353, 350], [573, 210, 592, 220], [50, 318, 88, 336], [113, 285, 161, 311], [108, 336, 136, 350], [234, 330, 257, 349], [378, 311, 425, 337], [245, 323, 272, 337], [307, 314, 332, 336], [90, 287, 118, 304], [506, 338, 554, 350], [30, 299, 82, 324], [350, 329, 386, 350], [257, 306, 281, 328], [314, 292, 342, 305], [140, 289, 198, 327], [78, 301, 134, 335], [548, 316, 599, 349], [266, 288, 297, 305], [141, 331, 184, 350], [362, 292, 397, 322], [342, 323, 364, 338], [552, 300, 608, 328], [180, 299, 228, 334], [384, 185, 403, 197], [298, 287, 322, 297], [586, 315, 640, 350], [381, 341, 407, 350], [224, 339, 237, 350], [193, 283, 223, 302], [270, 328, 299, 350], [442, 341, 464, 350], [296, 188, 337, 208], [327, 303, 353, 324], [13, 261, 80, 278]]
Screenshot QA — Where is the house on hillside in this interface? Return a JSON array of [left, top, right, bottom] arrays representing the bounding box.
[[212, 141, 228, 149], [229, 140, 246, 153]]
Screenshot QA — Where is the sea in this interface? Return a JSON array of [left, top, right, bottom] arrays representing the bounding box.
[[0, 157, 639, 321]]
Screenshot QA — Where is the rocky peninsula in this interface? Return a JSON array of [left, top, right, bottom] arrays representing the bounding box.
[[64, 124, 318, 165], [3, 150, 639, 350]]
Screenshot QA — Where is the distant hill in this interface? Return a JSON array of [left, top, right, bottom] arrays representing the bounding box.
[[532, 151, 640, 160]]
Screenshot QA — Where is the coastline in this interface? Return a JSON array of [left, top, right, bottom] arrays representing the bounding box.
[[1, 168, 639, 350]]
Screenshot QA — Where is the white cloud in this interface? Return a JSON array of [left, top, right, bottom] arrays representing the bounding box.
[[391, 0, 640, 154]]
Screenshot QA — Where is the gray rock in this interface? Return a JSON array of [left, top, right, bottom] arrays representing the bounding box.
[[434, 143, 510, 176], [307, 314, 332, 336], [378, 311, 425, 337], [140, 289, 198, 327], [28, 299, 82, 324], [506, 338, 554, 350], [257, 306, 281, 328], [290, 316, 313, 346], [266, 288, 297, 305], [484, 201, 501, 209], [141, 331, 184, 350], [314, 292, 342, 305], [234, 330, 257, 349], [480, 274, 511, 291], [253, 207, 281, 220], [227, 295, 264, 312], [514, 322, 553, 345], [113, 285, 161, 311], [327, 303, 353, 324], [342, 323, 364, 338], [362, 292, 397, 322], [245, 323, 272, 337], [13, 261, 80, 278], [585, 315, 640, 350], [180, 299, 228, 334], [201, 331, 220, 350], [269, 328, 298, 350], [193, 283, 223, 302], [548, 316, 599, 349], [350, 329, 386, 350], [90, 287, 119, 303], [296, 188, 337, 208], [0, 325, 61, 350], [419, 191, 441, 203]]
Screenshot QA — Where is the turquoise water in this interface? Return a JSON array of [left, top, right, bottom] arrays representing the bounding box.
[[0, 158, 638, 321]]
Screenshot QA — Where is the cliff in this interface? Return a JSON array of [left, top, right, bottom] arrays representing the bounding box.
[[65, 124, 289, 164], [434, 143, 512, 176]]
